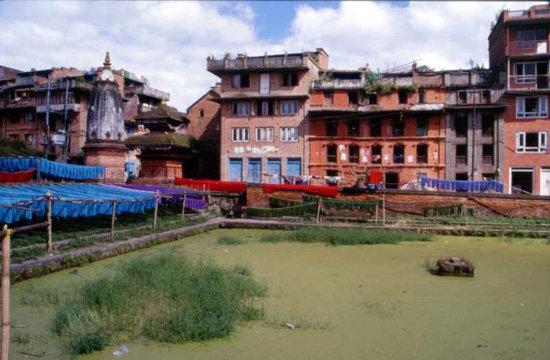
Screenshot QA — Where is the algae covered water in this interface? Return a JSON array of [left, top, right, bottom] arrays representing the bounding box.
[[9, 229, 550, 359]]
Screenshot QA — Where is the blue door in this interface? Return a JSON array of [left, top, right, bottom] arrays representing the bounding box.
[[125, 161, 136, 179], [267, 158, 282, 183], [286, 158, 301, 176], [228, 158, 243, 181], [247, 158, 262, 183]]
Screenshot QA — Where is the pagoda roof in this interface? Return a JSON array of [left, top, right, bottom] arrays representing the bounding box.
[[134, 104, 189, 124], [124, 132, 196, 151]]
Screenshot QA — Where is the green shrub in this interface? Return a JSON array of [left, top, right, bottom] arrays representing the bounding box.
[[245, 203, 317, 218], [53, 254, 264, 355], [260, 233, 283, 243], [217, 235, 244, 245]]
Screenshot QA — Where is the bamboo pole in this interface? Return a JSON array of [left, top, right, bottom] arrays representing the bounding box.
[[316, 199, 322, 223], [110, 201, 117, 240], [153, 191, 159, 230], [1, 225, 12, 360], [46, 191, 53, 253], [382, 193, 386, 227], [375, 203, 379, 224], [180, 193, 187, 220]]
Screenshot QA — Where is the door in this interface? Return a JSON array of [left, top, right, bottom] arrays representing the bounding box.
[[247, 158, 262, 183], [228, 158, 243, 182], [286, 158, 301, 176], [260, 73, 270, 95], [267, 158, 281, 183], [541, 168, 550, 195]]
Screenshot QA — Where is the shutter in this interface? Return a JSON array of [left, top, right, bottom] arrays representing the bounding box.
[[540, 132, 547, 150], [540, 96, 548, 117], [233, 102, 238, 115], [516, 98, 524, 117], [516, 132, 525, 151]]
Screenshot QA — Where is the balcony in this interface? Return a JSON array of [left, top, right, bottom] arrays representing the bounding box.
[[509, 74, 550, 90], [36, 103, 80, 113], [312, 78, 363, 90], [126, 85, 170, 101], [207, 55, 307, 72], [455, 156, 467, 165], [446, 89, 504, 106], [507, 8, 550, 20], [508, 40, 549, 56], [482, 156, 494, 165], [35, 79, 91, 92]]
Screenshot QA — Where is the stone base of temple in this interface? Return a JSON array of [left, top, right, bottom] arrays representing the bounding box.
[[140, 159, 182, 180], [83, 142, 127, 183]]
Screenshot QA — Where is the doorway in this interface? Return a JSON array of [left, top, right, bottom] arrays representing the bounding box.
[[260, 73, 270, 95], [541, 168, 550, 195], [511, 167, 533, 194], [385, 172, 399, 189]]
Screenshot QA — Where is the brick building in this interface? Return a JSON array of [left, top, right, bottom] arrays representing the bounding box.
[[0, 59, 169, 164], [307, 66, 446, 188], [206, 49, 329, 182], [489, 4, 550, 194]]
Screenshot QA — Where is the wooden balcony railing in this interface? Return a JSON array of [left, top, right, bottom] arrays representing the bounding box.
[[508, 40, 549, 56], [509, 75, 550, 90]]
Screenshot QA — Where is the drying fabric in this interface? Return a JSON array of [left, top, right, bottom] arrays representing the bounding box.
[[38, 158, 104, 180], [0, 183, 156, 225], [0, 157, 37, 172], [0, 170, 35, 183], [262, 184, 338, 198], [116, 184, 206, 210], [420, 177, 504, 193], [174, 178, 247, 193]]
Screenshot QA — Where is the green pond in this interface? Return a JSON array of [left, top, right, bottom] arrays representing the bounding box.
[[9, 229, 550, 360]]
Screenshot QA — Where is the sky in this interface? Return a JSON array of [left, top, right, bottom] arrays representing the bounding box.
[[0, 1, 543, 110]]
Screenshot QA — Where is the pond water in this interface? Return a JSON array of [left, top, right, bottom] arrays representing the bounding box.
[[9, 229, 550, 360]]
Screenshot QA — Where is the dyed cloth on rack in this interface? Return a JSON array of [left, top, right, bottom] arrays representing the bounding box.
[[262, 184, 338, 198], [0, 157, 104, 181], [0, 169, 34, 183], [420, 177, 504, 193], [282, 176, 311, 185], [174, 178, 247, 193], [116, 184, 206, 210], [0, 183, 156, 224]]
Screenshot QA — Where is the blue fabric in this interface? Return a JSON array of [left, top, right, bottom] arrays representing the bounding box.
[[0, 183, 156, 224], [38, 158, 104, 180], [0, 157, 37, 172], [0, 157, 104, 180], [420, 177, 504, 193]]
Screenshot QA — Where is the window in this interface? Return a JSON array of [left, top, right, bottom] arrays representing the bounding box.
[[392, 117, 404, 137], [256, 127, 273, 142], [482, 144, 494, 164], [398, 89, 408, 104], [516, 132, 547, 153], [232, 102, 250, 116], [348, 91, 358, 105], [458, 91, 468, 104], [256, 100, 274, 116], [482, 90, 491, 103], [231, 73, 249, 88], [393, 144, 405, 163], [9, 115, 18, 124], [482, 173, 496, 181], [327, 144, 337, 163], [232, 127, 249, 142], [324, 91, 334, 106], [370, 119, 381, 137], [515, 28, 547, 41], [515, 63, 537, 83], [456, 144, 468, 164], [325, 119, 338, 136], [418, 90, 426, 104], [454, 115, 468, 138], [481, 114, 494, 136], [385, 172, 399, 189], [371, 145, 382, 164], [511, 167, 534, 194], [280, 100, 299, 115], [25, 133, 34, 145], [199, 109, 204, 118], [280, 127, 299, 142], [516, 97, 548, 118], [368, 94, 377, 105], [281, 73, 298, 86], [25, 113, 34, 123], [455, 172, 469, 181], [326, 169, 339, 177], [347, 118, 359, 136], [9, 134, 19, 140], [349, 145, 360, 163], [416, 116, 428, 136], [416, 144, 428, 164]]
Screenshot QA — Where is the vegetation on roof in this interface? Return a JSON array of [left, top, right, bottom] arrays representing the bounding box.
[[135, 104, 187, 123], [124, 132, 196, 149], [0, 137, 43, 157]]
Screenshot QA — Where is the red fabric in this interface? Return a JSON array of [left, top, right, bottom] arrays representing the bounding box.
[[174, 178, 247, 193], [262, 184, 338, 198], [0, 169, 35, 183], [368, 170, 383, 184]]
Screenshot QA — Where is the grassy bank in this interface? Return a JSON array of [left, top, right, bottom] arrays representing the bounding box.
[[260, 227, 431, 245], [51, 253, 265, 355]]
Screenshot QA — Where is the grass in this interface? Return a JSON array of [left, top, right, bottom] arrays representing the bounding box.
[[52, 253, 265, 355], [217, 235, 244, 245], [261, 227, 431, 246]]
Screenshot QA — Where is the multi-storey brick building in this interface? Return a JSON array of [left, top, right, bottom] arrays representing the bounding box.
[[0, 58, 169, 163], [489, 4, 550, 194], [207, 49, 329, 182], [307, 66, 446, 188]]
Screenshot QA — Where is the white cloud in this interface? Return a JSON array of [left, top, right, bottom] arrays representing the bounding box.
[[0, 1, 544, 109]]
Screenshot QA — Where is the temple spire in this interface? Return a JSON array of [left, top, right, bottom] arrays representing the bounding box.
[[103, 51, 112, 68]]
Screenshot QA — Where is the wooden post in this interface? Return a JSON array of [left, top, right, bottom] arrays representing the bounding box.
[[375, 203, 379, 224], [316, 199, 322, 223], [110, 201, 117, 240], [153, 191, 159, 230], [180, 193, 187, 220], [46, 191, 53, 253], [383, 194, 387, 225], [1, 225, 12, 360]]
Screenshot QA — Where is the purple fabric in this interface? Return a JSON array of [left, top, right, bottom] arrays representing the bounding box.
[[114, 184, 207, 210]]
